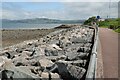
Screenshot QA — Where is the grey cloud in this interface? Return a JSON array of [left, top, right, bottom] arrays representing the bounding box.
[[63, 2, 118, 19], [1, 2, 118, 20]]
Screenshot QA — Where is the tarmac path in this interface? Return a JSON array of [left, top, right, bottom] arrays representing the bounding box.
[[99, 28, 118, 78]]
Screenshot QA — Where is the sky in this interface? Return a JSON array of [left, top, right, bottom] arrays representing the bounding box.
[[1, 0, 119, 20]]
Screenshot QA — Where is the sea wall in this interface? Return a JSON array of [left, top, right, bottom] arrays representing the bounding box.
[[0, 25, 95, 80]]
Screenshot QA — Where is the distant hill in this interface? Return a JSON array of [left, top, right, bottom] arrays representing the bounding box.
[[2, 18, 84, 24]]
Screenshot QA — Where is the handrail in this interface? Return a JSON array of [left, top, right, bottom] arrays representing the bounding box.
[[86, 25, 99, 80]]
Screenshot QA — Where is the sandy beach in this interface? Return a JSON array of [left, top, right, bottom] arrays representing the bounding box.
[[2, 29, 57, 48]]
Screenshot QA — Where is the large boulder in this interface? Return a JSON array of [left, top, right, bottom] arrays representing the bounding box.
[[50, 73, 60, 79], [38, 58, 54, 68], [57, 60, 87, 67], [12, 53, 29, 66], [41, 72, 49, 79], [22, 51, 33, 57], [70, 37, 87, 43], [32, 47, 45, 57], [0, 56, 10, 67], [0, 61, 40, 79], [44, 49, 58, 56], [1, 50, 18, 59], [41, 72, 60, 80], [67, 64, 86, 79], [56, 62, 86, 80], [46, 55, 66, 62], [44, 44, 64, 56], [77, 52, 89, 59], [77, 47, 91, 53], [66, 51, 89, 60], [51, 44, 62, 51], [66, 52, 79, 60], [48, 40, 59, 45]]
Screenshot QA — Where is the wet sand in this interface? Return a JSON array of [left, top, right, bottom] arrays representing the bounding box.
[[2, 29, 57, 48]]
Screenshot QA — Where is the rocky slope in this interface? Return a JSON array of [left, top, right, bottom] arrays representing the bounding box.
[[0, 25, 94, 80]]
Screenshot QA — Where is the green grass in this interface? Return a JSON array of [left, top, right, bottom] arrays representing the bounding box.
[[114, 28, 120, 33], [84, 16, 120, 33], [98, 18, 120, 33]]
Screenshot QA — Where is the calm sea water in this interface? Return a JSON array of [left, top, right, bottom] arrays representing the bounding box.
[[2, 22, 62, 29]]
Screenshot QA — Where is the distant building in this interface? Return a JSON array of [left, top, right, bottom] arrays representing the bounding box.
[[98, 18, 105, 21], [96, 16, 105, 21]]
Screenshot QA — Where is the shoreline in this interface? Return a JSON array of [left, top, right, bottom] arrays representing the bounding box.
[[2, 28, 57, 48], [2, 24, 81, 48]]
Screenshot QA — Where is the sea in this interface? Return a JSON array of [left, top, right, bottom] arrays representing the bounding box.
[[2, 22, 62, 29], [1, 22, 82, 29]]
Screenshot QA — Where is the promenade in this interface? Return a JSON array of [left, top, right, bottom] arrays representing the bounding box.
[[99, 28, 118, 78]]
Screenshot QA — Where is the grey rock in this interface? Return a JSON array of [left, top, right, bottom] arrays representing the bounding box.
[[0, 56, 10, 68], [58, 39, 72, 48], [30, 66, 43, 76], [50, 73, 60, 80], [2, 51, 17, 59], [67, 64, 86, 79], [66, 52, 89, 60], [44, 48, 58, 56], [41, 72, 60, 80], [57, 40, 64, 48], [48, 40, 59, 44], [22, 51, 33, 57], [66, 52, 78, 60], [71, 37, 87, 43], [56, 62, 86, 79], [1, 25, 94, 79], [38, 58, 54, 68], [25, 56, 45, 66], [46, 64, 58, 73], [33, 47, 45, 57], [15, 48, 23, 53], [1, 67, 40, 79], [0, 61, 41, 79], [55, 62, 68, 79], [65, 44, 81, 52], [51, 44, 62, 51], [77, 47, 91, 53], [12, 53, 29, 66], [41, 72, 49, 79], [24, 47, 35, 52], [84, 43, 92, 47], [77, 52, 89, 59], [46, 55, 66, 62], [29, 55, 45, 61], [72, 60, 87, 67], [57, 60, 87, 67]]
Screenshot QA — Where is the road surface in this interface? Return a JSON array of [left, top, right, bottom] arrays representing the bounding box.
[[99, 28, 118, 78]]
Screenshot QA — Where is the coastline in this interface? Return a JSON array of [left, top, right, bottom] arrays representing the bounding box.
[[2, 28, 57, 48], [2, 24, 81, 48]]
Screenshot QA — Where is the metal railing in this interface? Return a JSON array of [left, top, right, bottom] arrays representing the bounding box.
[[86, 25, 99, 80]]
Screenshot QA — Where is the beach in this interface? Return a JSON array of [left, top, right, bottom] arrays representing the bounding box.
[[2, 29, 57, 48], [2, 24, 79, 48]]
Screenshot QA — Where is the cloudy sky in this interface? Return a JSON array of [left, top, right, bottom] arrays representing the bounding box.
[[1, 0, 119, 20]]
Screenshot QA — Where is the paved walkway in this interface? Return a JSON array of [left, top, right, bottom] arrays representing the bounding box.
[[99, 28, 118, 78]]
